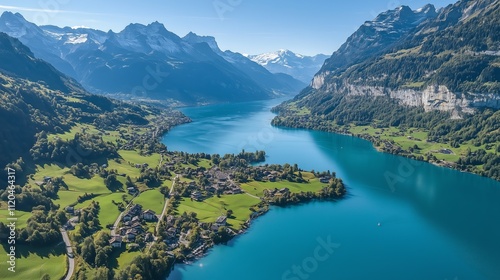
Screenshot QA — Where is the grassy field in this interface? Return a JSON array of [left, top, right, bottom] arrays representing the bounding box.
[[13, 124, 182, 279], [145, 222, 156, 234], [0, 209, 32, 229], [161, 178, 174, 188], [134, 189, 165, 214], [64, 174, 109, 194], [76, 193, 131, 227], [53, 190, 86, 208], [30, 164, 110, 209], [196, 159, 213, 169], [107, 159, 142, 179], [107, 150, 161, 180], [31, 156, 148, 211], [286, 101, 311, 116], [31, 164, 109, 194], [31, 164, 70, 180], [241, 174, 325, 197], [348, 125, 494, 163], [0, 244, 67, 280], [47, 123, 87, 142], [176, 194, 260, 229], [119, 150, 161, 168], [48, 123, 121, 144], [115, 249, 142, 272]]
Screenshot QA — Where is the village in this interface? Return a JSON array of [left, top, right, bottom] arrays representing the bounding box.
[[57, 149, 345, 263]]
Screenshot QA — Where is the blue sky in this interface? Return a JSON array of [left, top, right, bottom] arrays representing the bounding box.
[[0, 0, 455, 56]]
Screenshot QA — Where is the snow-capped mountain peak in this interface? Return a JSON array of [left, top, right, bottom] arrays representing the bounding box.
[[249, 50, 329, 83], [0, 11, 43, 39], [106, 21, 190, 55], [0, 13, 306, 103]]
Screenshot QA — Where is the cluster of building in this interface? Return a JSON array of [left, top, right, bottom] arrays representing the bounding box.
[[263, 187, 290, 198], [185, 168, 244, 201], [161, 214, 229, 252], [109, 204, 158, 248]]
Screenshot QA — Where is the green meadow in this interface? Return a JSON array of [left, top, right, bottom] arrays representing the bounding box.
[[0, 208, 31, 229], [349, 125, 492, 162], [134, 189, 165, 214], [48, 123, 121, 143], [241, 172, 325, 197], [176, 194, 261, 230], [0, 244, 67, 280], [76, 193, 132, 227]]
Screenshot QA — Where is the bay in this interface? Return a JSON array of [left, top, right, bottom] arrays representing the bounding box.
[[163, 98, 500, 280]]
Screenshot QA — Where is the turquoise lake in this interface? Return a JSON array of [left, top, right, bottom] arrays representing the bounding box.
[[163, 98, 500, 280]]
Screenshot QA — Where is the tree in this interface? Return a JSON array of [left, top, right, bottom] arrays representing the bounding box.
[[55, 209, 68, 226], [94, 231, 111, 248], [94, 267, 111, 280], [104, 174, 117, 188], [104, 174, 123, 192], [95, 250, 108, 267], [81, 237, 96, 266]]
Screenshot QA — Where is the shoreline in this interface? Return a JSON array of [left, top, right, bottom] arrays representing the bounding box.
[[171, 195, 345, 270], [177, 206, 270, 265], [270, 122, 496, 182]]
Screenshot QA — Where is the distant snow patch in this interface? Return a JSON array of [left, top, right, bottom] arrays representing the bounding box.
[[65, 34, 88, 44]]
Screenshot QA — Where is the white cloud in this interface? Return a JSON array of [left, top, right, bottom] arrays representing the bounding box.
[[0, 5, 108, 16]]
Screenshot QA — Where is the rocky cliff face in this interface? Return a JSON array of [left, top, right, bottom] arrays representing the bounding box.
[[304, 0, 500, 116], [319, 4, 438, 75], [341, 83, 500, 118]]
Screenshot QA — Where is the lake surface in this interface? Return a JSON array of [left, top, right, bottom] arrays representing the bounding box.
[[163, 98, 500, 280]]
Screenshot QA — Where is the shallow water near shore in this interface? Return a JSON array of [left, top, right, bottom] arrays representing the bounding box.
[[163, 98, 500, 280]]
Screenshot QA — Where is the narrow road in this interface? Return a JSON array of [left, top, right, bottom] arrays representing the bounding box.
[[244, 192, 260, 199], [111, 194, 137, 236], [159, 153, 164, 167], [112, 154, 163, 236], [111, 211, 124, 237], [155, 175, 178, 238], [60, 229, 75, 280], [229, 177, 260, 199]]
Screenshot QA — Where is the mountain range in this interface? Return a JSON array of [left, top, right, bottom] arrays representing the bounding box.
[[0, 12, 306, 105], [271, 0, 500, 181], [248, 50, 329, 84], [297, 0, 500, 116], [0, 32, 155, 170]]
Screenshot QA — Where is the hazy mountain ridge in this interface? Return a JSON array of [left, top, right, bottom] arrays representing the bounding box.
[[0, 12, 304, 105], [0, 31, 84, 93], [0, 32, 152, 170], [183, 32, 306, 94]]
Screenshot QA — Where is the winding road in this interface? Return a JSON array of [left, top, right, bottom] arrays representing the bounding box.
[[111, 194, 137, 236], [155, 174, 178, 236], [60, 229, 74, 280]]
